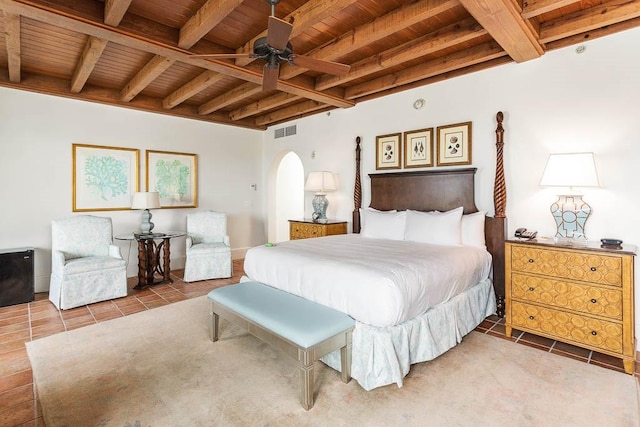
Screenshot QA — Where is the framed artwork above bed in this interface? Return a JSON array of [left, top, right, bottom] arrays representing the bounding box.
[[436, 121, 472, 166], [403, 127, 433, 168], [375, 133, 402, 170]]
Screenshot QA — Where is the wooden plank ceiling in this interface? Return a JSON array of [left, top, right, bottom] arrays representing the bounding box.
[[0, 0, 638, 130]]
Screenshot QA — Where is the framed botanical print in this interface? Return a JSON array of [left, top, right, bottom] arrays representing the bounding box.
[[436, 122, 472, 166], [375, 133, 402, 170], [146, 150, 198, 208], [72, 144, 139, 212], [403, 128, 433, 168]]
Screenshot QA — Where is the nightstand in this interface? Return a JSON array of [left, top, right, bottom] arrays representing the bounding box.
[[289, 219, 347, 240], [505, 238, 636, 374]]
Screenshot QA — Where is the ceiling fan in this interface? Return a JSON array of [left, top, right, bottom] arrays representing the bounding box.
[[190, 0, 351, 91]]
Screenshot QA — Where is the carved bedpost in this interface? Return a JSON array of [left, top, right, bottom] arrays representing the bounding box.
[[490, 111, 507, 316], [494, 112, 506, 218], [353, 136, 362, 233]]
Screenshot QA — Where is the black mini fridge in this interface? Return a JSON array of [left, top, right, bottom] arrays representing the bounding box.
[[0, 248, 35, 307]]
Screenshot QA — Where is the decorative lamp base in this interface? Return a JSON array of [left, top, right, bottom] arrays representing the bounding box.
[[140, 209, 155, 234], [550, 195, 591, 240], [311, 194, 329, 221]]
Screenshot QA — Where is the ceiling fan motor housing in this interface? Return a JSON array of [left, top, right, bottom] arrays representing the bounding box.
[[253, 36, 292, 60]]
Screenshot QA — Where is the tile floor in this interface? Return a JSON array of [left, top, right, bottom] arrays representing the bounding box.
[[0, 260, 637, 426]]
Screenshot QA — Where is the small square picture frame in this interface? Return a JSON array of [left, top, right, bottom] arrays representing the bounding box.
[[403, 128, 433, 168], [436, 122, 472, 166], [376, 133, 402, 170]]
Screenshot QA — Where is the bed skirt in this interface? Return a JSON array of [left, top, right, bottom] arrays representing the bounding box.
[[320, 278, 496, 391]]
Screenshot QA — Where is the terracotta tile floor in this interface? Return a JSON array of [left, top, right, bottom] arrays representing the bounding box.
[[0, 260, 637, 426]]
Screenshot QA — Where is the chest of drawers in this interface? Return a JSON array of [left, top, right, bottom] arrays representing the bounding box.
[[289, 219, 347, 240], [505, 239, 636, 374]]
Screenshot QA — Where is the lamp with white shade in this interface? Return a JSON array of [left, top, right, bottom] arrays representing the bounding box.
[[131, 191, 161, 234], [304, 171, 336, 222], [540, 152, 600, 240]]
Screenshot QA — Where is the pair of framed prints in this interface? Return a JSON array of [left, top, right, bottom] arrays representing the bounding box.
[[375, 122, 472, 170], [72, 144, 198, 212]]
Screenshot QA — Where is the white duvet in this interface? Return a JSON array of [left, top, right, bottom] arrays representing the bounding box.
[[243, 234, 492, 327]]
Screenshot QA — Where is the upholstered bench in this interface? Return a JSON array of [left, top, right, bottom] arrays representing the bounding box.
[[207, 281, 355, 410]]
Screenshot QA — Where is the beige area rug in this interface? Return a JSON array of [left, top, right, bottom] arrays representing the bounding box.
[[27, 297, 639, 427]]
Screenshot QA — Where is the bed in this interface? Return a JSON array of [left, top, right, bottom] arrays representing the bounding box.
[[244, 112, 507, 391]]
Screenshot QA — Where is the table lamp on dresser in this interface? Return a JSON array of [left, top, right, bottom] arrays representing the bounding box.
[[304, 171, 336, 222], [539, 152, 600, 241]]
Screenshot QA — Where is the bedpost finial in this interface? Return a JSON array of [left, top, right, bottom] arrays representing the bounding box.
[[496, 111, 503, 123]]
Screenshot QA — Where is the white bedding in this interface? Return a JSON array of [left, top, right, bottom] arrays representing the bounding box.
[[243, 234, 492, 327]]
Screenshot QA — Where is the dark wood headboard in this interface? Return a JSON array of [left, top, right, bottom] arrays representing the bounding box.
[[351, 112, 508, 316]]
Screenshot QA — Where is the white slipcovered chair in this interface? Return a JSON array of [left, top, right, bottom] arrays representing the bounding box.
[[49, 215, 127, 310], [183, 211, 232, 282]]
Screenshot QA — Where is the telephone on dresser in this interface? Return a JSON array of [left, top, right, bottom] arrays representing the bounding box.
[[515, 228, 537, 240]]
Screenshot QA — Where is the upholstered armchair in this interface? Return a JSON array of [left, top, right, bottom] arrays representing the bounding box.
[[183, 211, 232, 282], [49, 215, 127, 310]]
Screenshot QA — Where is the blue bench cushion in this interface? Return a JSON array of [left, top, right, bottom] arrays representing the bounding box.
[[208, 282, 355, 349]]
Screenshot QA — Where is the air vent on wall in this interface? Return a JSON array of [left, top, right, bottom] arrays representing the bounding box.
[[274, 124, 297, 139]]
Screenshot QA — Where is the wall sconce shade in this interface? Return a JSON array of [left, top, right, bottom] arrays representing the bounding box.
[[131, 192, 161, 234], [305, 171, 336, 222], [540, 153, 600, 240]]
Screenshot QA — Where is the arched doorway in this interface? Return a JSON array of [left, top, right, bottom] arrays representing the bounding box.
[[267, 151, 304, 242]]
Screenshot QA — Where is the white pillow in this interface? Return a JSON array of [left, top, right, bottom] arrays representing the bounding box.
[[404, 207, 463, 246], [360, 209, 406, 240], [462, 211, 486, 248]]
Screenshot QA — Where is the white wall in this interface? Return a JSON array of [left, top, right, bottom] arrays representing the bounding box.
[[0, 88, 264, 291], [262, 27, 640, 348]]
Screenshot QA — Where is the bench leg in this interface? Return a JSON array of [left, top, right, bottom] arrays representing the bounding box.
[[209, 302, 219, 342], [340, 330, 353, 383], [299, 352, 315, 410]]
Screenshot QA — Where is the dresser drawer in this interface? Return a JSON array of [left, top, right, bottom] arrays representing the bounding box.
[[509, 246, 622, 287], [290, 223, 323, 239], [511, 273, 623, 320], [510, 301, 623, 355]]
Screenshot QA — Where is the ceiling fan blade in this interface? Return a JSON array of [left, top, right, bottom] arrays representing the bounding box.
[[267, 16, 293, 51], [289, 55, 351, 76], [263, 63, 280, 91], [189, 53, 254, 59]]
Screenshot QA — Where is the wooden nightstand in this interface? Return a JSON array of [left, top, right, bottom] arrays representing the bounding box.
[[505, 238, 636, 374], [289, 219, 347, 240]]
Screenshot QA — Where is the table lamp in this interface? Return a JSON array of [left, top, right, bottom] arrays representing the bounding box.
[[540, 152, 600, 240], [304, 171, 336, 222], [131, 191, 161, 234]]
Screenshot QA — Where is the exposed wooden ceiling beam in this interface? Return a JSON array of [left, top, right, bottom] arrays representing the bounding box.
[[521, 0, 581, 19], [345, 41, 507, 98], [316, 18, 487, 91], [104, 0, 132, 26], [0, 0, 354, 109], [179, 0, 243, 49], [255, 99, 326, 126], [163, 70, 227, 109], [198, 82, 263, 115], [120, 56, 175, 102], [3, 11, 20, 82], [539, 0, 640, 44], [230, 92, 300, 120], [235, 0, 359, 66], [458, 0, 543, 62], [70, 37, 108, 93]]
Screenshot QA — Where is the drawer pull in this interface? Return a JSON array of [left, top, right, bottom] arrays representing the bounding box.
[[528, 259, 534, 263], [529, 315, 535, 320], [590, 298, 597, 304], [528, 287, 535, 292], [590, 267, 597, 272], [591, 331, 597, 336]]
